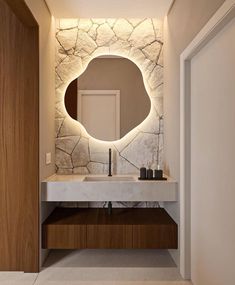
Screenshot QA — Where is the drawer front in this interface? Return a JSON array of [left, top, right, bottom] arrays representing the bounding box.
[[87, 225, 133, 248], [132, 225, 178, 249], [42, 225, 86, 249]]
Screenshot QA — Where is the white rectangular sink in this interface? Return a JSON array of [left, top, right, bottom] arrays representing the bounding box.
[[83, 176, 135, 182], [41, 174, 178, 202]]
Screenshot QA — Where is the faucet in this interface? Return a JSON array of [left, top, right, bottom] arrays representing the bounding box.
[[108, 148, 112, 176]]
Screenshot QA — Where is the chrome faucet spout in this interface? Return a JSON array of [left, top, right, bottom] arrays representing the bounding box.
[[108, 148, 112, 176]]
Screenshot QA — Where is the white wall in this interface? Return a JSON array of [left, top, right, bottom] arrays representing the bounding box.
[[25, 0, 56, 266], [190, 18, 235, 285], [163, 0, 225, 268]]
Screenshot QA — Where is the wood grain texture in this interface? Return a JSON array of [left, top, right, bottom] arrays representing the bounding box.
[[87, 225, 133, 249], [132, 225, 178, 249], [43, 225, 86, 249], [0, 0, 39, 272], [42, 208, 178, 250], [4, 0, 38, 27]]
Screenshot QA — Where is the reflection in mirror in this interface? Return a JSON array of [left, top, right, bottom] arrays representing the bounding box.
[[64, 56, 150, 141]]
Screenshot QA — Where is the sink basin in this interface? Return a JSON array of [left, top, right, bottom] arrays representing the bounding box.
[[83, 176, 135, 182]]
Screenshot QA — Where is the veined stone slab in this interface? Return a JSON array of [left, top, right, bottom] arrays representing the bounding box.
[[96, 23, 115, 46], [55, 72, 63, 89], [151, 83, 163, 98], [110, 40, 131, 56], [55, 148, 73, 168], [78, 19, 92, 32], [58, 118, 81, 137], [121, 132, 159, 169], [129, 19, 155, 48], [142, 59, 156, 80], [54, 18, 165, 175], [55, 118, 64, 137], [92, 19, 105, 25], [89, 139, 113, 164], [88, 24, 98, 40], [57, 168, 73, 175], [113, 19, 133, 40], [137, 111, 161, 134], [72, 137, 89, 167], [152, 18, 163, 42], [57, 28, 77, 52], [128, 19, 144, 27], [114, 128, 139, 153], [142, 41, 162, 63], [92, 46, 110, 58], [148, 65, 163, 90], [76, 30, 97, 54], [56, 56, 82, 82], [87, 162, 107, 174], [158, 47, 163, 66], [152, 97, 163, 117], [73, 167, 89, 174], [115, 155, 139, 174], [106, 18, 116, 28], [56, 136, 80, 155]]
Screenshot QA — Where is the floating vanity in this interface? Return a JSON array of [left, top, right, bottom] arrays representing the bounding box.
[[42, 207, 178, 250], [41, 174, 178, 250], [41, 174, 177, 202]]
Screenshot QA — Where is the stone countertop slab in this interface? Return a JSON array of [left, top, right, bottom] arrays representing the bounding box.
[[41, 174, 177, 202]]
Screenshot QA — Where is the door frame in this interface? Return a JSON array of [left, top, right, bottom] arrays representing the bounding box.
[[180, 0, 235, 279], [77, 89, 121, 140]]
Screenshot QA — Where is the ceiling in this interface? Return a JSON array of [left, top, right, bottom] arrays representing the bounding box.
[[45, 0, 174, 18]]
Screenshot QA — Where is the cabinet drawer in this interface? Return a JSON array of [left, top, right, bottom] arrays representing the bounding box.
[[87, 225, 132, 248], [42, 224, 86, 249], [132, 225, 177, 249]]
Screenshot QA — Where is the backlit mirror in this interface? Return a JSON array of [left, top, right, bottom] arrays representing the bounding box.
[[64, 56, 150, 141]]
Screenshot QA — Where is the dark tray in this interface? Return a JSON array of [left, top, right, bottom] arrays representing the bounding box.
[[138, 177, 167, 181]]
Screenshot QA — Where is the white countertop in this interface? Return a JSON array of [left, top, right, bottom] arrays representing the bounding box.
[[41, 174, 178, 202]]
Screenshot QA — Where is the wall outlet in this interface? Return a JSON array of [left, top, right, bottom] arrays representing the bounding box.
[[46, 152, 51, 165]]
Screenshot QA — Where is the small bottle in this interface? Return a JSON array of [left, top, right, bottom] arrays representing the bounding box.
[[147, 168, 153, 180], [154, 164, 163, 179], [140, 166, 147, 179]]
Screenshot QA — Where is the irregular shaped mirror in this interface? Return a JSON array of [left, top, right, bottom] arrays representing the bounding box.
[[64, 56, 150, 141]]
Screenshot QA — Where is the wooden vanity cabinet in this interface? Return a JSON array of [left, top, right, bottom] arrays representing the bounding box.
[[87, 225, 133, 248], [42, 208, 178, 250]]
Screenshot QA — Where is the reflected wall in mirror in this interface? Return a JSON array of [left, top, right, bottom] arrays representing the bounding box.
[[64, 56, 151, 141]]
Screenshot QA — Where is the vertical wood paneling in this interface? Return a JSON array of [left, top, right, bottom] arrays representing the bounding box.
[[0, 0, 39, 272]]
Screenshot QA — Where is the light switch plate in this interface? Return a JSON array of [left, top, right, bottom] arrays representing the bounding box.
[[46, 152, 51, 165]]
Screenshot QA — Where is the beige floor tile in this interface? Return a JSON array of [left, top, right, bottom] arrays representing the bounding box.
[[0, 272, 38, 285], [34, 267, 183, 284], [34, 281, 192, 285], [34, 249, 186, 285], [44, 249, 176, 268]]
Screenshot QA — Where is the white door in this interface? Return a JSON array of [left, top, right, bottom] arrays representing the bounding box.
[[78, 90, 120, 141], [190, 18, 235, 285]]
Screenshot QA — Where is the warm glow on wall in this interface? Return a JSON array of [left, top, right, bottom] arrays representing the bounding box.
[[55, 18, 164, 175]]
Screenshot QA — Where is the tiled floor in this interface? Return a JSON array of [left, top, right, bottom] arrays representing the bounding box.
[[0, 250, 192, 285]]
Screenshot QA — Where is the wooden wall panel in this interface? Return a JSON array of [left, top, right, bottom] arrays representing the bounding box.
[[0, 0, 39, 272]]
